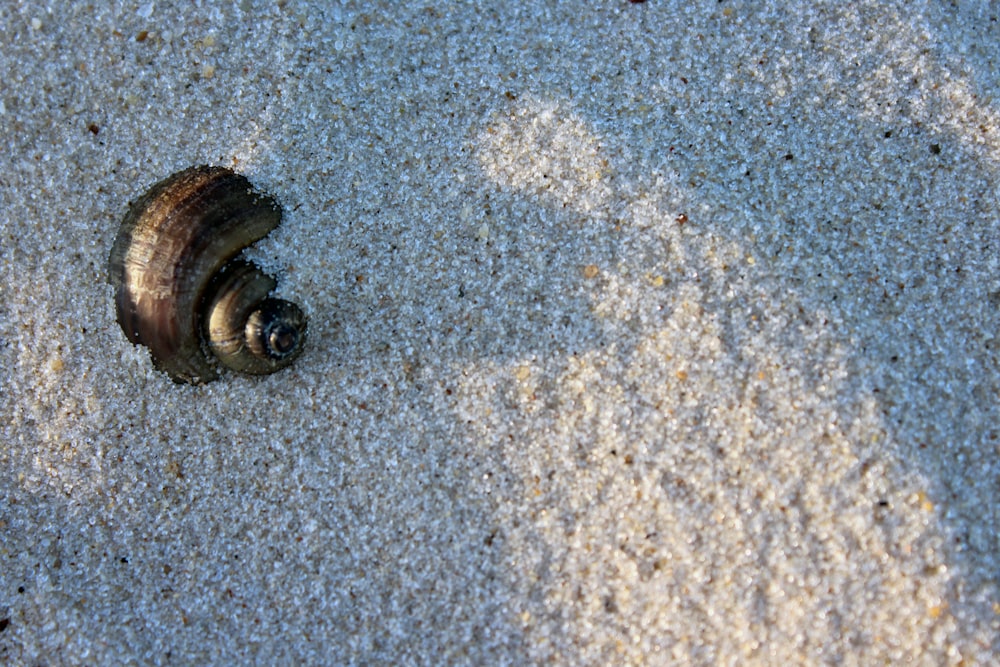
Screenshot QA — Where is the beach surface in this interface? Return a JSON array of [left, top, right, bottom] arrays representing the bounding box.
[[1, 2, 998, 664]]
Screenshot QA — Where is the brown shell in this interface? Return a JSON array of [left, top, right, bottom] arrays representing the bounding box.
[[108, 165, 306, 384], [204, 260, 306, 375]]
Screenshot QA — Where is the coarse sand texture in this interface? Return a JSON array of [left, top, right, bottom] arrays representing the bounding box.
[[1, 2, 998, 665]]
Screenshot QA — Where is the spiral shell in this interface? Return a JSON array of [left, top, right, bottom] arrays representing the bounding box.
[[108, 165, 307, 384]]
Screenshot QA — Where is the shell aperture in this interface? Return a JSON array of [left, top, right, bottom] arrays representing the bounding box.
[[108, 165, 307, 384]]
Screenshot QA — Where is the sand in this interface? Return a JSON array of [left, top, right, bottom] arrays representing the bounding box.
[[1, 2, 997, 664]]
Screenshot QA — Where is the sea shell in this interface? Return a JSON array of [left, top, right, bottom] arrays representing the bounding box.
[[108, 165, 307, 384]]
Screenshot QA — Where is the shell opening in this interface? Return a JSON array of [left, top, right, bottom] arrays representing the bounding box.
[[246, 299, 307, 361]]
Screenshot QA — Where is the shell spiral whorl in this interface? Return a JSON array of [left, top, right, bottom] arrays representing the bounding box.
[[108, 165, 307, 384]]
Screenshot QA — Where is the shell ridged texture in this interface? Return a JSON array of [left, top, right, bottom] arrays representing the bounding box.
[[108, 165, 287, 384]]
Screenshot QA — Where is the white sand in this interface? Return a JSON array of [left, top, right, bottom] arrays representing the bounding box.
[[1, 2, 997, 664]]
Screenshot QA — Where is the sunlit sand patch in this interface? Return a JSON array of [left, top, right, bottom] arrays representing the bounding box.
[[477, 95, 614, 213], [460, 90, 982, 662], [794, 3, 1000, 163]]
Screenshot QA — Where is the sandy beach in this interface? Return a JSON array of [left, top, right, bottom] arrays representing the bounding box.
[[1, 2, 997, 664]]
